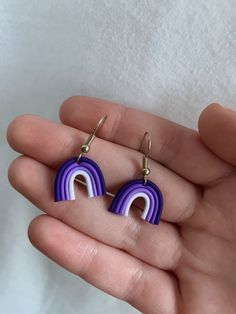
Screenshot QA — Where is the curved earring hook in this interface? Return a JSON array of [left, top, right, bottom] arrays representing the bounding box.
[[139, 131, 152, 156], [139, 132, 152, 184], [77, 115, 107, 162]]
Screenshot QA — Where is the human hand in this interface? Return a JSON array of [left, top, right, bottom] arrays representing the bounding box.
[[7, 97, 236, 314]]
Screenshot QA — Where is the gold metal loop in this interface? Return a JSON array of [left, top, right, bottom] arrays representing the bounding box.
[[139, 132, 152, 184], [140, 132, 151, 157], [77, 115, 107, 162]]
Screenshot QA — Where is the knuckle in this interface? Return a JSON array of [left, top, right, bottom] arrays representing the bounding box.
[[122, 263, 145, 303], [120, 217, 142, 252]]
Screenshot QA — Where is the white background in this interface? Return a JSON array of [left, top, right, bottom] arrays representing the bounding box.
[[0, 1, 235, 313]]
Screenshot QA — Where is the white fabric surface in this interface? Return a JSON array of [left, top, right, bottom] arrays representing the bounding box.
[[0, 1, 236, 313]]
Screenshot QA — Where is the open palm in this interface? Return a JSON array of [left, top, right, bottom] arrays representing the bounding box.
[[7, 97, 236, 314]]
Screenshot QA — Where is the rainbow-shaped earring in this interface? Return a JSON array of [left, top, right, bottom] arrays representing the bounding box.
[[108, 132, 163, 225], [54, 116, 107, 202]]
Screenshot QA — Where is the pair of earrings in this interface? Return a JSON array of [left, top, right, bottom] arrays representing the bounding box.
[[54, 116, 163, 225]]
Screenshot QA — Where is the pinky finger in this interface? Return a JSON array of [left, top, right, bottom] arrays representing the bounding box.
[[28, 215, 180, 314]]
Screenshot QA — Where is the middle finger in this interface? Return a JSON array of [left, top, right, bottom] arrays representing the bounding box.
[[7, 114, 201, 223], [9, 155, 183, 271]]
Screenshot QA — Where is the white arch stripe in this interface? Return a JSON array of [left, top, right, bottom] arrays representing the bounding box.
[[123, 192, 151, 219], [69, 170, 95, 199]]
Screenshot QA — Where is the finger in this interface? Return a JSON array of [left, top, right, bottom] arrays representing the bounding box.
[[29, 215, 180, 314], [199, 103, 236, 167], [9, 156, 183, 270], [7, 115, 201, 223], [59, 96, 233, 185]]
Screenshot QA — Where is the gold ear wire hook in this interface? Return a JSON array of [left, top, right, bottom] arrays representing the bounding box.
[[139, 132, 151, 184], [77, 115, 107, 162]]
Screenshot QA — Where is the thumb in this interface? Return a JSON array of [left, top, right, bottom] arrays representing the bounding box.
[[198, 103, 236, 166]]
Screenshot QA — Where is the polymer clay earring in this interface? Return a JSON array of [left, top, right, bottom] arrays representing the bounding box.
[[54, 116, 107, 202], [108, 132, 163, 225]]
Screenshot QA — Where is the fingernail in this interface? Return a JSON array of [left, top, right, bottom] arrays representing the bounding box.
[[219, 104, 236, 112]]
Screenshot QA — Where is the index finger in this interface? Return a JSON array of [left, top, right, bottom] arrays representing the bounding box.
[[60, 96, 233, 186]]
